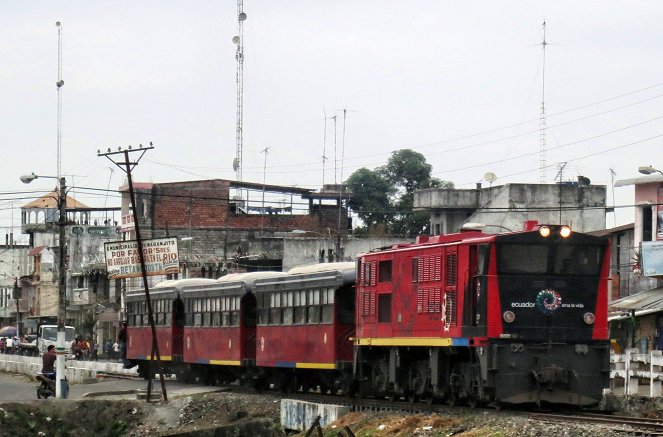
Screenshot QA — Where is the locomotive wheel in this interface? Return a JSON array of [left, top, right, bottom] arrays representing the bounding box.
[[407, 391, 419, 404], [467, 395, 478, 409], [387, 391, 398, 402], [319, 383, 330, 395]]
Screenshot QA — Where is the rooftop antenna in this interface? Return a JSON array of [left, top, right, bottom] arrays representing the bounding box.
[[56, 21, 64, 180], [555, 161, 567, 224], [232, 2, 247, 182], [331, 115, 338, 185], [322, 107, 328, 187], [539, 20, 548, 183], [336, 109, 349, 261], [260, 146, 270, 210]]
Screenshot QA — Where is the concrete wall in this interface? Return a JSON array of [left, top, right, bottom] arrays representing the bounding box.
[[0, 354, 138, 383], [283, 237, 408, 270], [416, 183, 607, 234]]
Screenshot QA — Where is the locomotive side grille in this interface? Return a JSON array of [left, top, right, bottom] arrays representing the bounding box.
[[418, 254, 442, 283], [361, 290, 376, 316], [417, 287, 426, 313], [417, 286, 442, 314], [445, 290, 456, 325], [445, 253, 457, 286], [433, 254, 441, 281], [445, 291, 456, 326]]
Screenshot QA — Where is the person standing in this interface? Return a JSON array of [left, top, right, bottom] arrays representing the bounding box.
[[112, 340, 120, 361], [118, 321, 131, 368], [104, 339, 111, 359]]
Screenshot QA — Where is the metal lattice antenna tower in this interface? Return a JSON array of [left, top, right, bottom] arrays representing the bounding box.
[[539, 20, 548, 183], [233, 2, 246, 182], [56, 22, 64, 179]]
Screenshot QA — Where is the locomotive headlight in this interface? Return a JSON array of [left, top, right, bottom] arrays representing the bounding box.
[[560, 225, 572, 238], [583, 312, 595, 325], [539, 226, 551, 238], [503, 311, 516, 323]]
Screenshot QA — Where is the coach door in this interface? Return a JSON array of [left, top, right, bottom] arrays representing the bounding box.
[[241, 292, 257, 364], [172, 297, 185, 360]]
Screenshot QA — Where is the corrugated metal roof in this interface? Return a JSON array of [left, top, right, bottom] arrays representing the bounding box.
[[608, 288, 663, 320]]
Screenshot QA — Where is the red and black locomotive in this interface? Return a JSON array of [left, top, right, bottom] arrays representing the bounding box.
[[125, 222, 610, 407]]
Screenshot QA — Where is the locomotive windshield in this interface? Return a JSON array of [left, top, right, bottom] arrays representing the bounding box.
[[497, 243, 604, 276]]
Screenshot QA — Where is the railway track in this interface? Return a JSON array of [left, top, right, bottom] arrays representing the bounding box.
[[529, 412, 663, 436], [139, 379, 663, 435]]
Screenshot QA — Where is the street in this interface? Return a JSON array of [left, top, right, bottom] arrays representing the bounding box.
[[0, 372, 195, 402]]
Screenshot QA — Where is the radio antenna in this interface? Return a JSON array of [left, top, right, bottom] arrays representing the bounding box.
[[539, 20, 548, 183], [232, 1, 247, 182], [56, 21, 64, 179]]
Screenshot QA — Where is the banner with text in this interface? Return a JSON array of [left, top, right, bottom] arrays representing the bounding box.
[[104, 237, 180, 279]]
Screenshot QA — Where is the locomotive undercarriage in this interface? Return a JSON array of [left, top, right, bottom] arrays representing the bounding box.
[[488, 340, 611, 407], [355, 346, 491, 406]]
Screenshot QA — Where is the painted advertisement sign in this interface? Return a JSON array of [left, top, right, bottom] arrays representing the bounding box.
[[642, 241, 663, 277], [104, 237, 180, 279]]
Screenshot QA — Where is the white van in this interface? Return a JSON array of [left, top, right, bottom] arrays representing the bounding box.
[[37, 325, 76, 358]]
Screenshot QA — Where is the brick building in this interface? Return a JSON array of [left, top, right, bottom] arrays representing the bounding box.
[[119, 179, 350, 284]]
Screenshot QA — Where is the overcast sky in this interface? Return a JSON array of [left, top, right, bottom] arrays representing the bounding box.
[[2, 1, 662, 238]]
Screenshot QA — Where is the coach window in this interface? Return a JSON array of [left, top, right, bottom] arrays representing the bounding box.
[[307, 289, 321, 323], [257, 293, 269, 326], [270, 292, 282, 325], [231, 296, 241, 326], [378, 260, 392, 282], [321, 287, 334, 323], [294, 290, 306, 324], [282, 291, 294, 325]]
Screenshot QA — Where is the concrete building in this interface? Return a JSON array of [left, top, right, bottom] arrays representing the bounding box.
[[19, 191, 123, 339], [606, 172, 663, 353], [0, 235, 30, 331], [414, 181, 607, 235]]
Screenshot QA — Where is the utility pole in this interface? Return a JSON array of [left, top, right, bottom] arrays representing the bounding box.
[[13, 279, 19, 338], [98, 143, 167, 402], [19, 173, 68, 398]]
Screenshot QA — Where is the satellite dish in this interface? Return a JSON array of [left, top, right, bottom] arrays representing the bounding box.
[[238, 12, 247, 21], [232, 157, 240, 171], [484, 172, 497, 184], [232, 36, 240, 44]]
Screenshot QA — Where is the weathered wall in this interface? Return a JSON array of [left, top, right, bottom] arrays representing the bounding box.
[[283, 237, 408, 271], [416, 183, 607, 234]]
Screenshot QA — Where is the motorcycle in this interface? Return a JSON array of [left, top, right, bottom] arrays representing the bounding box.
[[36, 372, 56, 399]]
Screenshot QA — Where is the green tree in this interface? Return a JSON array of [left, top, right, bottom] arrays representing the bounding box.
[[346, 149, 453, 237], [346, 168, 395, 234]]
